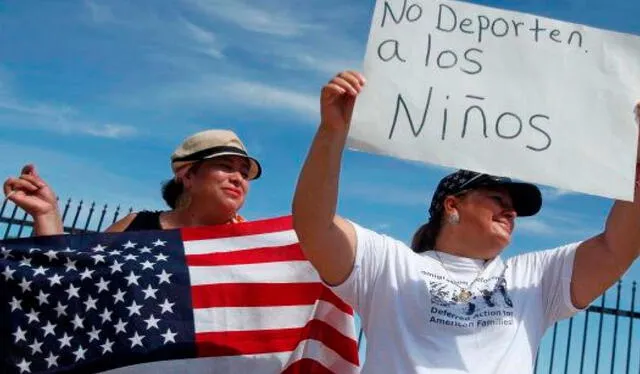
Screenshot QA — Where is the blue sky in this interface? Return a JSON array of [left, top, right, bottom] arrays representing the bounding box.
[[0, 0, 638, 280]]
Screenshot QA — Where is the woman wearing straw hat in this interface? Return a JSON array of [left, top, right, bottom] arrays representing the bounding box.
[[292, 71, 640, 373], [3, 129, 261, 234]]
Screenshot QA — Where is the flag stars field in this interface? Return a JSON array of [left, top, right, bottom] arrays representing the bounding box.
[[2, 234, 185, 372]]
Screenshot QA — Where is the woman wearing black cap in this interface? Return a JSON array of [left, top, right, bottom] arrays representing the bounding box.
[[3, 129, 262, 234], [292, 71, 640, 374]]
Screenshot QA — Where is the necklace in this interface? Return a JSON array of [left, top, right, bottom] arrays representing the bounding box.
[[434, 251, 486, 303]]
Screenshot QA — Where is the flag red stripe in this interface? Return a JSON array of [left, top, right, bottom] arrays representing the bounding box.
[[305, 319, 359, 365], [195, 320, 359, 365], [181, 215, 293, 241], [186, 243, 305, 266], [192, 283, 323, 308], [191, 283, 353, 315], [196, 326, 302, 357], [317, 286, 353, 316], [282, 359, 334, 374]]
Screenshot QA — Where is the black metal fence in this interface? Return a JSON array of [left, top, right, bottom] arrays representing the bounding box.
[[1, 198, 638, 373], [534, 281, 639, 374], [0, 197, 132, 238]]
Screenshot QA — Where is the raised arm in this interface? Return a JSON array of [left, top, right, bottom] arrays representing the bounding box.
[[3, 164, 64, 236], [292, 71, 366, 285], [571, 103, 640, 308]]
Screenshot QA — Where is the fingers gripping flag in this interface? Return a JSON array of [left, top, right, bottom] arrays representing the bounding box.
[[0, 216, 359, 373]]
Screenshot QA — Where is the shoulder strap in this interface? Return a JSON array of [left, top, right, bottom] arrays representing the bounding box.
[[123, 211, 163, 232]]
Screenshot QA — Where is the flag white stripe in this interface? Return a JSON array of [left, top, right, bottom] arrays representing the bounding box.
[[194, 305, 313, 333], [184, 230, 298, 255], [284, 338, 360, 373], [188, 261, 319, 286], [194, 300, 356, 339]]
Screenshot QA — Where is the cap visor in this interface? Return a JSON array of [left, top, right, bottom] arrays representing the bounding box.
[[503, 182, 542, 217]]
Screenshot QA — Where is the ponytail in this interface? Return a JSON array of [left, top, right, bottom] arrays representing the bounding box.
[[411, 218, 442, 253]]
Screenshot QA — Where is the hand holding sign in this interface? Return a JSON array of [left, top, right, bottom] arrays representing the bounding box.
[[321, 71, 366, 132]]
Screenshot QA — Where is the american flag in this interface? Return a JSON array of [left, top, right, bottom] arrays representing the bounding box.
[[0, 216, 360, 373]]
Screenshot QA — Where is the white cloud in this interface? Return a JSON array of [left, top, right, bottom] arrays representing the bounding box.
[[182, 0, 314, 37], [177, 0, 364, 77], [81, 1, 362, 123], [0, 63, 136, 140], [541, 187, 577, 201], [0, 91, 136, 139], [343, 182, 432, 207], [5, 2, 364, 143], [516, 209, 599, 238], [516, 218, 557, 236], [375, 223, 392, 232], [84, 124, 138, 139], [0, 99, 74, 119], [182, 20, 216, 45], [84, 0, 115, 24], [145, 75, 319, 121], [223, 81, 318, 117], [0, 105, 138, 139], [274, 52, 362, 77], [83, 2, 226, 62], [180, 19, 224, 59]]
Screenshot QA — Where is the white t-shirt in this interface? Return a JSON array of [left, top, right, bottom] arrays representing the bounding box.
[[332, 223, 583, 374]]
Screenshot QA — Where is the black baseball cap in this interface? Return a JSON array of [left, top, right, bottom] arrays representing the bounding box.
[[428, 170, 542, 219]]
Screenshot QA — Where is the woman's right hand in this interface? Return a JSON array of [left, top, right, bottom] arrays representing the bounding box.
[[320, 71, 366, 131], [3, 164, 58, 217]]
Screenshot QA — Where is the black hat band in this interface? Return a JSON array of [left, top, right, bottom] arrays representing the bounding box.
[[172, 146, 248, 163]]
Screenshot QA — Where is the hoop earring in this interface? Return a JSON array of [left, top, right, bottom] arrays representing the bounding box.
[[447, 212, 460, 225]]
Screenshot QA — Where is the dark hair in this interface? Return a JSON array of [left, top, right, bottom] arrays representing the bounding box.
[[411, 217, 442, 253], [162, 161, 205, 209], [161, 179, 184, 209], [413, 188, 473, 253]]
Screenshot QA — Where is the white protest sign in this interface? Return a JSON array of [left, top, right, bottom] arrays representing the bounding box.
[[349, 0, 640, 200]]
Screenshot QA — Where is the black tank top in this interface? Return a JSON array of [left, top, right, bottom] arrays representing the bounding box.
[[123, 211, 163, 231]]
